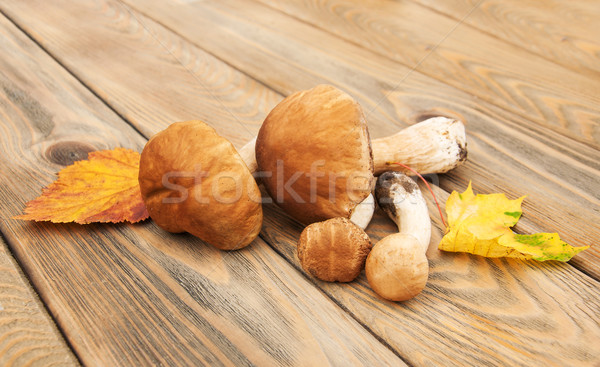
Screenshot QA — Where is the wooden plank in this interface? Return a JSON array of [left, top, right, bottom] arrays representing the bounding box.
[[1, 0, 598, 365], [0, 10, 404, 367], [113, 0, 600, 278], [410, 0, 600, 77], [3, 0, 283, 147], [261, 197, 600, 366], [0, 236, 79, 367], [249, 0, 600, 147]]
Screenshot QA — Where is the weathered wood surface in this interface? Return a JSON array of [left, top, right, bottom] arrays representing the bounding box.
[[0, 3, 598, 364], [118, 0, 599, 280], [0, 10, 403, 367], [411, 0, 600, 77], [262, 199, 600, 366], [249, 0, 600, 147], [0, 236, 79, 366], [0, 0, 598, 366]]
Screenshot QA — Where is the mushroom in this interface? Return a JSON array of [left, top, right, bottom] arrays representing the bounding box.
[[374, 171, 431, 254], [297, 217, 372, 282], [365, 171, 431, 301], [365, 233, 428, 302], [256, 85, 375, 226], [138, 120, 262, 250], [247, 85, 465, 229], [239, 116, 466, 177]]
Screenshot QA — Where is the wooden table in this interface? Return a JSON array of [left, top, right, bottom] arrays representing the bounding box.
[[1, 1, 598, 366]]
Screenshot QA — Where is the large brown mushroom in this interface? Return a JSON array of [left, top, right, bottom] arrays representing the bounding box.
[[256, 85, 374, 225], [138, 120, 262, 250], [252, 84, 467, 227]]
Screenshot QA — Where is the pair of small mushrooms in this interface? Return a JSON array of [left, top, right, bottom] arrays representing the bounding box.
[[298, 172, 431, 301], [138, 85, 466, 301]]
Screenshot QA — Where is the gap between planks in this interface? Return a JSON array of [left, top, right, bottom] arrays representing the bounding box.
[[1, 0, 595, 283], [1, 1, 596, 366], [116, 0, 600, 280], [0, 9, 408, 367], [0, 7, 148, 141], [0, 8, 410, 362], [408, 0, 600, 78], [1, 1, 591, 282], [247, 0, 600, 149], [0, 231, 80, 366]]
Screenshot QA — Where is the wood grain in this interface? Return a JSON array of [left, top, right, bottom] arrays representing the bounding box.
[[4, 0, 283, 147], [0, 0, 598, 366], [251, 0, 600, 147], [260, 196, 600, 366], [0, 10, 403, 367], [0, 236, 79, 367], [109, 0, 600, 278], [411, 0, 600, 77]]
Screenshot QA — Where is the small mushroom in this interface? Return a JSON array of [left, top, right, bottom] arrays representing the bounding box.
[[365, 171, 431, 301], [138, 121, 262, 250], [297, 217, 372, 282], [365, 234, 428, 302], [247, 85, 465, 229]]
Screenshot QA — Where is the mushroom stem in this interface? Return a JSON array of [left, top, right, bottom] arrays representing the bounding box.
[[349, 193, 375, 229], [238, 137, 258, 173], [374, 171, 431, 254], [238, 116, 466, 177], [371, 117, 466, 175]]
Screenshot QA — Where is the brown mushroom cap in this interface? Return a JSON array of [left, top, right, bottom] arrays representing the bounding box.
[[365, 234, 429, 301], [255, 85, 374, 225], [138, 120, 262, 250], [297, 217, 372, 282]]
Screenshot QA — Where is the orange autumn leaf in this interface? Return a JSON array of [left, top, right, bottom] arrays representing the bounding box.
[[15, 148, 149, 224]]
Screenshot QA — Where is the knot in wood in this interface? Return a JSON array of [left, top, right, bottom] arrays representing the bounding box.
[[45, 141, 96, 166]]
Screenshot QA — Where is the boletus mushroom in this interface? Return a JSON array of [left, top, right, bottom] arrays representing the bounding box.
[[252, 84, 466, 228], [297, 217, 372, 282], [138, 120, 262, 250], [366, 171, 431, 301], [256, 85, 375, 226]]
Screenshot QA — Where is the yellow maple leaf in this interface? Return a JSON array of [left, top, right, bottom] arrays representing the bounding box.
[[15, 148, 149, 224], [439, 183, 588, 261]]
